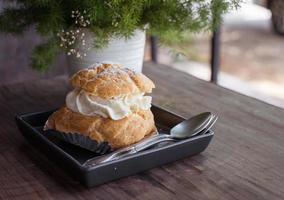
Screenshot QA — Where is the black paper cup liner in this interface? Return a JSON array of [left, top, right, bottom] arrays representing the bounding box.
[[47, 130, 112, 154]]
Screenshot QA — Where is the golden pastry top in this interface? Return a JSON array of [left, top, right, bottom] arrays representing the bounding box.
[[70, 63, 155, 99]]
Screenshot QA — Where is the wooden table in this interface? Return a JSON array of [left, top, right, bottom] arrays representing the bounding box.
[[1, 63, 284, 200]]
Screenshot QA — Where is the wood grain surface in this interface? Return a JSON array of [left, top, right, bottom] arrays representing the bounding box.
[[0, 63, 284, 200]]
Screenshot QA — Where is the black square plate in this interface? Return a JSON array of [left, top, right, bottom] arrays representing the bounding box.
[[15, 105, 214, 187]]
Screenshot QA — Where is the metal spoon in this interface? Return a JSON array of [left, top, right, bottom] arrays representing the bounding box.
[[83, 112, 214, 167], [198, 115, 218, 135]]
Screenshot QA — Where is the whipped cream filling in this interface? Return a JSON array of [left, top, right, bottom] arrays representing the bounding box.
[[66, 89, 152, 120]]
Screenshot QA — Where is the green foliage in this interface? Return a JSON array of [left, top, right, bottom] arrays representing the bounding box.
[[31, 37, 59, 71], [0, 0, 240, 71]]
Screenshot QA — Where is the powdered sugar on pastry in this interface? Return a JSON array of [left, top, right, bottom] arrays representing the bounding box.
[[70, 63, 155, 99]]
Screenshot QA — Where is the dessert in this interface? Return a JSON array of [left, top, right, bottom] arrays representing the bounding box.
[[44, 63, 156, 149]]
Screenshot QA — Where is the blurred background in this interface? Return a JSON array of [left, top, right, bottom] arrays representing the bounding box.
[[0, 0, 284, 108], [147, 0, 284, 108]]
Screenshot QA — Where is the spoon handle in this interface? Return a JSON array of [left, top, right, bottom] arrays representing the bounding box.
[[83, 133, 171, 167], [132, 134, 172, 152]]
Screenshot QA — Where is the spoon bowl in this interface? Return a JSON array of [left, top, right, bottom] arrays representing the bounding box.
[[170, 112, 212, 139]]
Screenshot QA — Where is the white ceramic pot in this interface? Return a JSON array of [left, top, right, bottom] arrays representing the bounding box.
[[67, 29, 146, 75]]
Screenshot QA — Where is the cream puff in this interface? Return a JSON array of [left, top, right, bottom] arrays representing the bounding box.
[[44, 63, 156, 149]]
